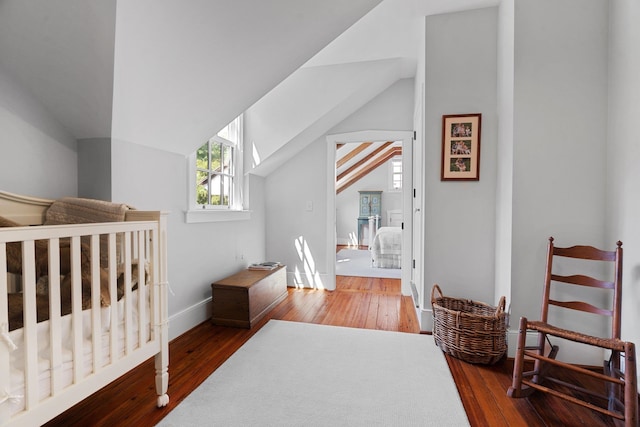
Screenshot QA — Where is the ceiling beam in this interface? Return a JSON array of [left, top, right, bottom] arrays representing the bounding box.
[[336, 146, 401, 194], [337, 141, 393, 182], [336, 142, 373, 168]]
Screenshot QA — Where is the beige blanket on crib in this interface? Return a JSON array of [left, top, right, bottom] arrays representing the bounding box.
[[44, 197, 134, 268], [44, 197, 131, 225], [3, 197, 137, 331]]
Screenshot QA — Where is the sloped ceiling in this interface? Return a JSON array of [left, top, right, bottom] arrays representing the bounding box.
[[0, 0, 117, 139], [306, 0, 500, 70], [0, 0, 500, 170], [111, 0, 384, 155], [244, 0, 500, 175], [245, 58, 404, 176], [0, 0, 382, 152]]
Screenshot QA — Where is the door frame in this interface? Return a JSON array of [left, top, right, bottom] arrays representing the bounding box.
[[325, 130, 413, 295]]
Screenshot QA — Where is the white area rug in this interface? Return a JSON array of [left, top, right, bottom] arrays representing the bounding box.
[[336, 249, 401, 279], [157, 320, 469, 427]]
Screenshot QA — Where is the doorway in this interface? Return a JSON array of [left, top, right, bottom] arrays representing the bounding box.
[[325, 130, 413, 295]]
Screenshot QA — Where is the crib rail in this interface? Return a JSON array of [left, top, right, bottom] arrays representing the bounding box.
[[0, 219, 168, 426]]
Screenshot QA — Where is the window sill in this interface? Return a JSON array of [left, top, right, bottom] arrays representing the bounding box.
[[185, 209, 251, 223]]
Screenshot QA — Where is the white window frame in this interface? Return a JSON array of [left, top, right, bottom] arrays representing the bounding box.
[[186, 115, 250, 223], [388, 155, 402, 192]]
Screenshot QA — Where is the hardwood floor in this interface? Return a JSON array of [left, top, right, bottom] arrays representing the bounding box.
[[46, 276, 623, 427]]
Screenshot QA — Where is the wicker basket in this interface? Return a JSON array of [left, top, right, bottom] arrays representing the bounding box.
[[430, 284, 507, 365]]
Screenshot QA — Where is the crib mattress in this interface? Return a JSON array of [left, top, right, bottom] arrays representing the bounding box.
[[6, 288, 150, 416]]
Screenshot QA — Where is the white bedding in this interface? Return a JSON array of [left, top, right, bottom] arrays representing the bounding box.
[[6, 287, 150, 416], [370, 226, 402, 268]]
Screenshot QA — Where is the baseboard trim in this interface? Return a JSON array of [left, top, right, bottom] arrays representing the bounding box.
[[168, 297, 212, 340], [286, 271, 335, 290], [419, 307, 433, 332]]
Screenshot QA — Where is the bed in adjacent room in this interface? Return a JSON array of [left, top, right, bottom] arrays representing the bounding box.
[[370, 226, 402, 269]]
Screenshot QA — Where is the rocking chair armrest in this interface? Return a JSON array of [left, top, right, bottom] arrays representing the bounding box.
[[526, 320, 627, 352]]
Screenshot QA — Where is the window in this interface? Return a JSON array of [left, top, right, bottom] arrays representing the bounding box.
[[187, 115, 248, 222], [196, 139, 234, 207], [389, 156, 402, 191]]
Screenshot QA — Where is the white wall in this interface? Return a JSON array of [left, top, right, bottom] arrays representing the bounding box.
[[495, 0, 514, 311], [78, 138, 111, 200], [607, 0, 640, 363], [423, 7, 498, 307], [509, 0, 609, 346], [264, 78, 413, 288], [111, 139, 266, 339], [0, 65, 77, 198], [329, 78, 414, 135], [264, 138, 328, 289]]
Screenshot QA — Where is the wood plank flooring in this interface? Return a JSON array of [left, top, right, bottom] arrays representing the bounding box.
[[45, 275, 624, 427]]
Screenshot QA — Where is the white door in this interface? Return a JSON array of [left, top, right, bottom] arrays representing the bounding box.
[[411, 84, 425, 308]]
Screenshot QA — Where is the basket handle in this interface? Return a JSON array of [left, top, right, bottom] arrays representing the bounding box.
[[495, 296, 506, 316], [430, 284, 443, 306]]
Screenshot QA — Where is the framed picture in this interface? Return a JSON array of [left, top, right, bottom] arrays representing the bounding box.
[[441, 113, 481, 181]]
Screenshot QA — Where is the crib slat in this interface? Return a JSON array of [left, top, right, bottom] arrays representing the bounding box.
[[108, 233, 118, 363], [124, 232, 133, 355], [22, 240, 38, 410], [149, 229, 158, 342], [137, 231, 146, 345], [48, 238, 63, 396], [70, 237, 83, 384], [90, 235, 102, 373], [0, 243, 10, 423]]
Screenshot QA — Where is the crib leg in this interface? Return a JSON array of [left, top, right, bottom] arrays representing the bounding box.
[[155, 350, 169, 407], [155, 308, 169, 407]]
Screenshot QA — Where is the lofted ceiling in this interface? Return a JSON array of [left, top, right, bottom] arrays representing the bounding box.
[[0, 0, 499, 172], [0, 0, 117, 139], [336, 141, 402, 194]]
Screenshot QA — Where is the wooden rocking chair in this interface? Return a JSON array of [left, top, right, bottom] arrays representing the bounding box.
[[507, 237, 638, 426]]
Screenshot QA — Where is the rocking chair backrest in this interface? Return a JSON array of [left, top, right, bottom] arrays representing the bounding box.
[[541, 236, 623, 340]]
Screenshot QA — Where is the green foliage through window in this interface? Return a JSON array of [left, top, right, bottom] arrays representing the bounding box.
[[196, 139, 234, 207], [193, 115, 241, 210]]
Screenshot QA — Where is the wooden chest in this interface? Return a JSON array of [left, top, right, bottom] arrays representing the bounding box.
[[211, 265, 287, 328]]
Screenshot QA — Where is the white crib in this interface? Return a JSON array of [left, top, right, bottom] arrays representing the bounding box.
[[0, 191, 169, 426]]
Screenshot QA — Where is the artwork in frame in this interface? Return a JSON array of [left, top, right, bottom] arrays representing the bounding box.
[[441, 113, 481, 181]]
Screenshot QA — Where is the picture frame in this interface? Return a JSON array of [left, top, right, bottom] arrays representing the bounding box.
[[441, 113, 481, 181]]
